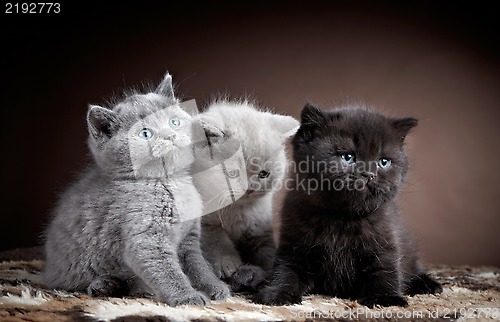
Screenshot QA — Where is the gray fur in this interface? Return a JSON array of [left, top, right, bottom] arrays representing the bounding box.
[[193, 100, 299, 291], [44, 73, 230, 306]]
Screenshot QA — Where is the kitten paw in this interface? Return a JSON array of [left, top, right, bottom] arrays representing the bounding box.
[[87, 276, 128, 297], [163, 292, 209, 306], [212, 255, 243, 279], [406, 273, 443, 295], [359, 295, 408, 308], [254, 286, 302, 306], [198, 281, 231, 300], [229, 264, 267, 292]]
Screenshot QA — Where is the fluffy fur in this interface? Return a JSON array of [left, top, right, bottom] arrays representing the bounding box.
[[193, 100, 299, 291], [44, 74, 230, 306], [255, 103, 442, 307]]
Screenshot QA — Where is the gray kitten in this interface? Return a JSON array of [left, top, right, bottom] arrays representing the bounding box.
[[192, 100, 299, 291], [43, 74, 230, 306]]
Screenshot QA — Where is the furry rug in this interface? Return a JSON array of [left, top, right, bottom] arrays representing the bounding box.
[[0, 251, 499, 321]]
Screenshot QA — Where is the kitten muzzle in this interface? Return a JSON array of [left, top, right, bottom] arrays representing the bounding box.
[[361, 172, 376, 181]]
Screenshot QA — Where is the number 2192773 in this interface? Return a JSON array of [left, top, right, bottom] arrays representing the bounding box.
[[5, 3, 61, 14]]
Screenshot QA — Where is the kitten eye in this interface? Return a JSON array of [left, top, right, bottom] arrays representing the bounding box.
[[377, 158, 392, 169], [138, 128, 154, 140], [340, 153, 356, 164], [258, 170, 271, 179], [169, 116, 181, 128], [226, 169, 240, 179]]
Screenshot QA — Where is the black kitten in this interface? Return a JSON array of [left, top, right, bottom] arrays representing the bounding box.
[[255, 104, 442, 307]]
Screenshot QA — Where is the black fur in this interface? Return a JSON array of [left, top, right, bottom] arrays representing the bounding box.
[[255, 104, 442, 307]]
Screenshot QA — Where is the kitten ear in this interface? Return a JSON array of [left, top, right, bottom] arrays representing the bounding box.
[[201, 121, 225, 138], [297, 103, 327, 141], [268, 114, 300, 141], [391, 117, 418, 141], [87, 105, 120, 145], [179, 99, 199, 116], [155, 72, 174, 98], [300, 103, 326, 125], [196, 115, 226, 138]]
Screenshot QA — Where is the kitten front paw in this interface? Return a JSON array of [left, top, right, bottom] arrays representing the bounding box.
[[359, 295, 408, 308], [254, 285, 302, 306], [229, 264, 267, 292], [163, 291, 209, 306], [199, 281, 231, 300], [406, 273, 443, 295], [212, 255, 243, 279], [87, 275, 128, 297]]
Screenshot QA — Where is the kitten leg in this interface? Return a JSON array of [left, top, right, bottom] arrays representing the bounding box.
[[201, 221, 244, 279], [254, 246, 314, 305], [179, 220, 231, 300], [238, 225, 276, 271], [229, 264, 267, 292], [124, 236, 208, 306], [231, 226, 276, 291], [406, 273, 443, 296], [254, 263, 312, 305], [357, 262, 408, 308], [400, 231, 443, 296], [87, 275, 129, 297]]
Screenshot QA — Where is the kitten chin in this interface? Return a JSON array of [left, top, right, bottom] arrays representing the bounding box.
[[255, 103, 442, 307]]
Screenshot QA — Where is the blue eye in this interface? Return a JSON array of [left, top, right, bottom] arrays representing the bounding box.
[[227, 169, 240, 179], [138, 128, 154, 140], [340, 153, 356, 164], [378, 158, 392, 169], [169, 116, 181, 128]]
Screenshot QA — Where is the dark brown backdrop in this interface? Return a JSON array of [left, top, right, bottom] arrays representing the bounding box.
[[1, 1, 499, 266]]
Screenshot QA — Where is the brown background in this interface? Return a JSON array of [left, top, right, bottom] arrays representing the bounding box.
[[1, 1, 499, 266]]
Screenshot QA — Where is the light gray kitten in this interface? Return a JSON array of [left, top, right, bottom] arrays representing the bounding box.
[[192, 100, 299, 291], [43, 74, 230, 306]]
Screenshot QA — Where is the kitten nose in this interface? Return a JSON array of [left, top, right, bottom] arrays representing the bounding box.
[[362, 172, 376, 181], [160, 129, 176, 140]]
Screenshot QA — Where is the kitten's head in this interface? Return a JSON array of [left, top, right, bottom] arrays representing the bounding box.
[[87, 73, 195, 178], [293, 103, 417, 216], [192, 100, 299, 209]]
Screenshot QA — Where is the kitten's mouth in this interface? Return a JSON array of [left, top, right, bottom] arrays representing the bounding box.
[[241, 190, 255, 199], [242, 189, 264, 199]]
